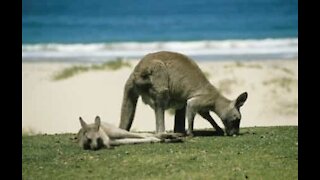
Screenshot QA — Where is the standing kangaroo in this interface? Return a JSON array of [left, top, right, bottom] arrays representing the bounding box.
[[119, 51, 248, 136]]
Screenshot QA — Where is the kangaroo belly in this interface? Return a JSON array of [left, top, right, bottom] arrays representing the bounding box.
[[140, 91, 186, 110], [168, 98, 186, 109]]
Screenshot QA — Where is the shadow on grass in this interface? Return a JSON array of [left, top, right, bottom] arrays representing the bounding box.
[[192, 129, 251, 137], [192, 130, 220, 136]]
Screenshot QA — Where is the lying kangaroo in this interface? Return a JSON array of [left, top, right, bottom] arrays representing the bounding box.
[[77, 116, 182, 150], [119, 51, 248, 136]]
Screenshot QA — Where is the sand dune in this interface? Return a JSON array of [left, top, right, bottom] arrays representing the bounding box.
[[22, 59, 298, 134]]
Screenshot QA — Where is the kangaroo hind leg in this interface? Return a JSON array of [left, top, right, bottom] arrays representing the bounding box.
[[174, 106, 186, 134]]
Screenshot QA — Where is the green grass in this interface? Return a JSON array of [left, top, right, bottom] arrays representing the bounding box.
[[52, 59, 131, 81], [22, 126, 298, 180]]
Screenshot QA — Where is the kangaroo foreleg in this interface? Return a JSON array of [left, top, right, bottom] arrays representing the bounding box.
[[155, 105, 165, 133], [199, 111, 224, 135], [146, 60, 170, 133], [186, 99, 197, 137]]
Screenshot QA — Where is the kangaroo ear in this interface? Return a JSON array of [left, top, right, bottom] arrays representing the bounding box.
[[79, 117, 88, 129], [235, 92, 248, 108], [95, 116, 101, 129]]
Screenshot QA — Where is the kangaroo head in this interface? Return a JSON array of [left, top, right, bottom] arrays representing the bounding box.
[[79, 116, 104, 150], [219, 92, 248, 136]]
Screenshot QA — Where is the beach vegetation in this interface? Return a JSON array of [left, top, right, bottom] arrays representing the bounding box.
[[91, 58, 131, 71], [280, 67, 294, 75], [272, 65, 295, 76], [263, 77, 297, 92], [52, 66, 90, 81], [52, 58, 131, 81], [224, 62, 262, 69]]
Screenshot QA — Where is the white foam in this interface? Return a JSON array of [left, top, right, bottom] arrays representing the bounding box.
[[22, 38, 298, 61]]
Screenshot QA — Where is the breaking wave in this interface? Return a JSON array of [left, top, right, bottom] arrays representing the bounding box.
[[22, 38, 298, 62]]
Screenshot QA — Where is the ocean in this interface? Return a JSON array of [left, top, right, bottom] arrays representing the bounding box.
[[22, 0, 298, 62]]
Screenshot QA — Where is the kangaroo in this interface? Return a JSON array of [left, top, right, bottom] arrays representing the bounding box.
[[77, 116, 183, 150], [119, 51, 248, 136]]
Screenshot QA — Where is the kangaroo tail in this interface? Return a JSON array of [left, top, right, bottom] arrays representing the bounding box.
[[119, 73, 139, 131], [109, 134, 184, 146], [110, 137, 160, 146]]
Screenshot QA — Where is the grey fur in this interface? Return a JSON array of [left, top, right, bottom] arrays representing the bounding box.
[[119, 51, 248, 136], [77, 116, 183, 150]]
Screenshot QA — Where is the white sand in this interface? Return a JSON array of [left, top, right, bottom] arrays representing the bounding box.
[[22, 59, 298, 134]]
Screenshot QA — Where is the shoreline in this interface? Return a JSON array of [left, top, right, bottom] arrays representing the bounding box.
[[22, 55, 298, 64], [22, 58, 298, 135]]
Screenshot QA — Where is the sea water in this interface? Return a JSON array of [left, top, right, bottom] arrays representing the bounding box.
[[22, 0, 298, 62]]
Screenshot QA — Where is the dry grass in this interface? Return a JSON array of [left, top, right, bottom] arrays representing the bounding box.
[[272, 65, 295, 76], [263, 77, 297, 92], [52, 59, 131, 81], [224, 61, 262, 69]]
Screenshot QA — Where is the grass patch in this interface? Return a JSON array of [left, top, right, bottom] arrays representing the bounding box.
[[224, 62, 262, 69], [52, 59, 131, 81], [272, 65, 295, 76], [91, 59, 131, 71], [23, 126, 298, 180], [263, 77, 297, 92], [52, 66, 90, 81], [281, 67, 295, 76]]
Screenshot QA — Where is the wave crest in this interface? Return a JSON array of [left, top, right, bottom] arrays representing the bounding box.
[[22, 38, 298, 61]]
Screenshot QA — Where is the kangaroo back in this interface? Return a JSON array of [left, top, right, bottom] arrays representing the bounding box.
[[135, 51, 213, 99]]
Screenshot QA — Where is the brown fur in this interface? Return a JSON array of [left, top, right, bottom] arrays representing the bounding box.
[[119, 51, 248, 136]]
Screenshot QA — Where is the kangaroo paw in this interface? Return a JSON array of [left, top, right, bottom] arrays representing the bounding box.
[[186, 130, 194, 137], [215, 128, 225, 136]]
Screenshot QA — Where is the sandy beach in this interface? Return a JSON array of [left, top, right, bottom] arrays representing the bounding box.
[[22, 59, 298, 135]]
